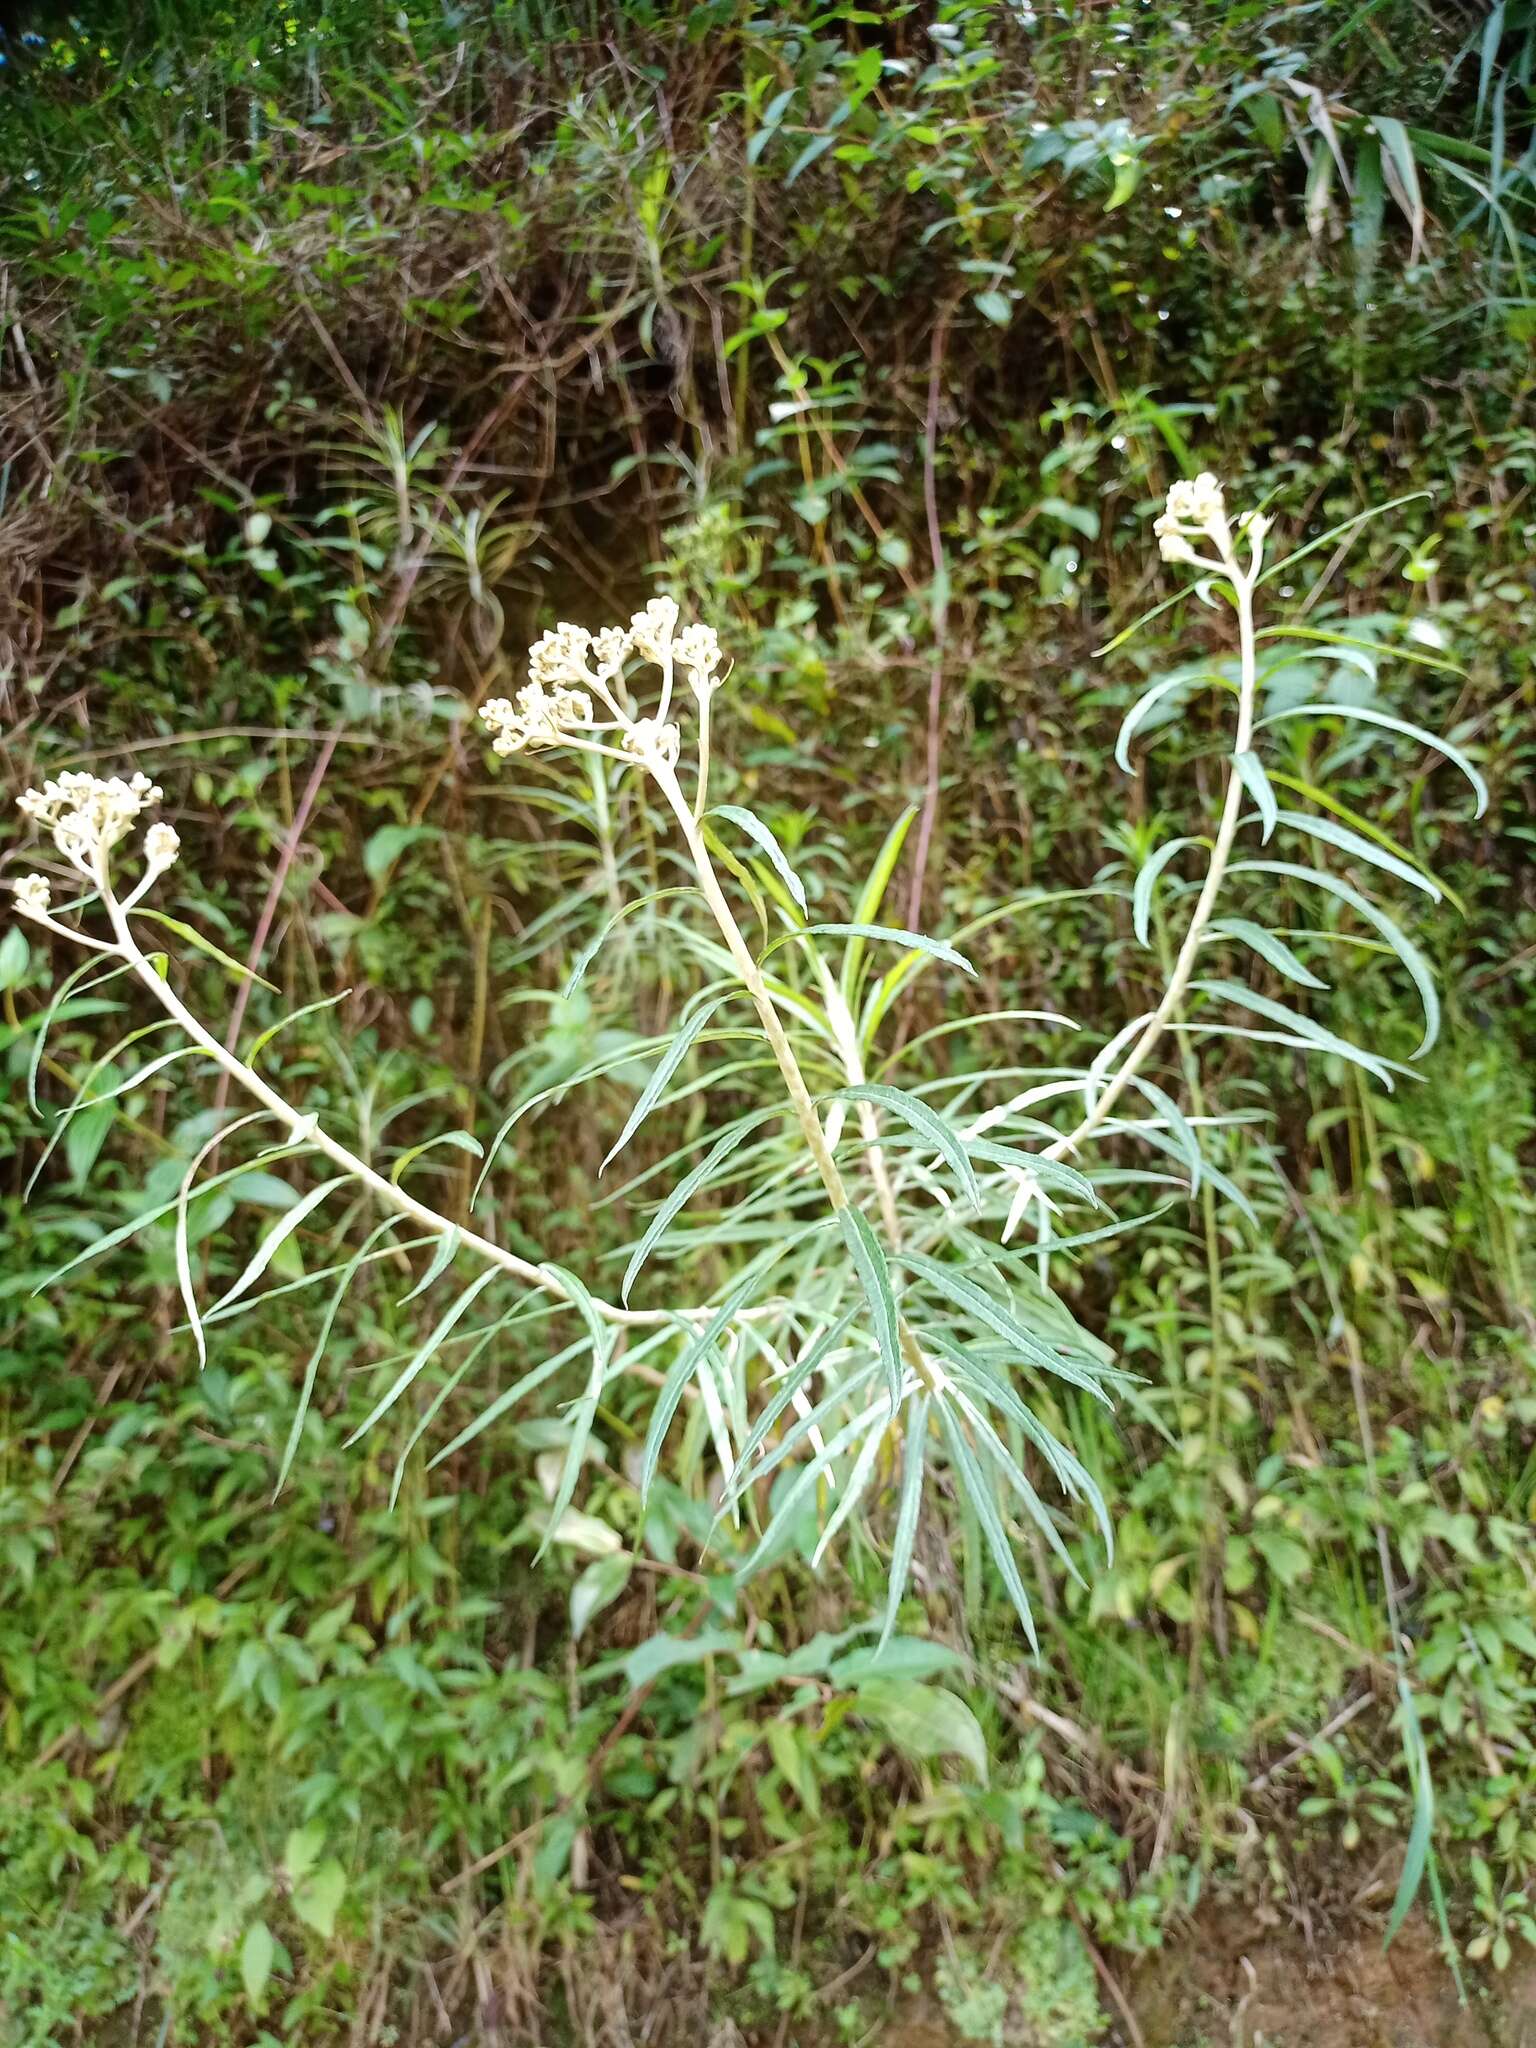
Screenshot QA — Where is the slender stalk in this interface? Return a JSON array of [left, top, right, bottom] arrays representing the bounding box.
[[1046, 539, 1258, 1164], [98, 890, 677, 1331], [651, 760, 944, 1397]]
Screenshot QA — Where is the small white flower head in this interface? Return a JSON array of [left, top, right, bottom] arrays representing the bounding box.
[[1154, 471, 1231, 565], [1238, 509, 1272, 546], [590, 626, 632, 681], [527, 623, 593, 690], [628, 596, 679, 663], [11, 874, 50, 919], [622, 717, 681, 769], [674, 621, 723, 688], [143, 822, 181, 872], [479, 681, 593, 757], [16, 770, 165, 876]]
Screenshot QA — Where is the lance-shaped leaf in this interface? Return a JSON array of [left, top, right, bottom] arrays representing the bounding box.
[[1133, 836, 1199, 947], [345, 1265, 502, 1445], [837, 1082, 980, 1205], [837, 1205, 904, 1406], [534, 1264, 616, 1560], [602, 996, 726, 1172], [1258, 701, 1487, 816], [1233, 857, 1440, 1056], [209, 1176, 350, 1317], [622, 1108, 777, 1303], [937, 1400, 1038, 1650], [880, 1390, 930, 1648], [710, 804, 809, 915]]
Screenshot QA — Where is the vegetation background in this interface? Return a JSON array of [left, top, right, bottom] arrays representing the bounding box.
[[0, 1, 1532, 2043]]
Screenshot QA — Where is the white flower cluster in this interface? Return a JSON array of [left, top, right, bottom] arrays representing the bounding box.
[[11, 874, 51, 919], [17, 771, 171, 876], [622, 717, 682, 767], [478, 596, 726, 765], [480, 681, 595, 756], [1153, 472, 1228, 564]]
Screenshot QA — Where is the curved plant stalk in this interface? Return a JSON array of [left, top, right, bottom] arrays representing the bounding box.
[[1045, 481, 1262, 1167]]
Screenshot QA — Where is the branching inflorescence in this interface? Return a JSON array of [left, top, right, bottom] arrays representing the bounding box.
[[11, 478, 1485, 1632]]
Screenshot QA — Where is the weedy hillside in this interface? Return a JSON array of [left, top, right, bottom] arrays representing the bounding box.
[[1, 4, 1533, 2045]]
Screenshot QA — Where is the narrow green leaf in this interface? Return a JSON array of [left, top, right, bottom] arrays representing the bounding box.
[[839, 1082, 980, 1206], [622, 1109, 775, 1304], [1272, 808, 1441, 901], [1191, 979, 1410, 1088], [208, 1176, 348, 1316], [841, 805, 918, 1003], [534, 1264, 616, 1559], [1259, 702, 1487, 817], [1232, 859, 1440, 1056], [711, 804, 808, 914], [772, 922, 976, 979], [602, 997, 725, 1172], [837, 1206, 904, 1406], [177, 1112, 270, 1368], [937, 1403, 1037, 1651], [1133, 837, 1198, 948], [129, 908, 278, 990], [880, 1391, 930, 1649], [398, 1225, 461, 1304], [1206, 917, 1328, 991], [344, 1266, 501, 1445], [638, 1276, 760, 1506], [1233, 749, 1278, 841]]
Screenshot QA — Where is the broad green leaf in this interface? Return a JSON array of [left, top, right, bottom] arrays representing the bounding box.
[[855, 1675, 988, 1783], [292, 1859, 346, 1940], [363, 823, 435, 883], [571, 1552, 633, 1640], [616, 1627, 741, 1691], [240, 1921, 275, 2007]]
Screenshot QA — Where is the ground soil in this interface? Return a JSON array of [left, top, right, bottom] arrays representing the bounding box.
[[1128, 1908, 1536, 2048]]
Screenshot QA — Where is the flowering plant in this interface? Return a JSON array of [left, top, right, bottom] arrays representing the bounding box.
[[10, 480, 1483, 1634]]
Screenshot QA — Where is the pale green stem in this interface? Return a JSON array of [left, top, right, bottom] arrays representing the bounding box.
[[97, 886, 677, 1331], [650, 759, 943, 1396], [1046, 543, 1258, 1164]]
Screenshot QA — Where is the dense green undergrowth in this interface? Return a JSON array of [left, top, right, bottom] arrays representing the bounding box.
[[1, 2, 1534, 2042]]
